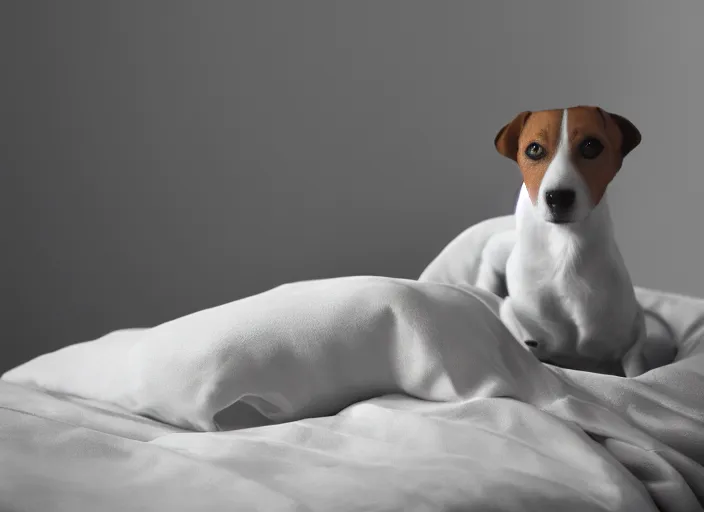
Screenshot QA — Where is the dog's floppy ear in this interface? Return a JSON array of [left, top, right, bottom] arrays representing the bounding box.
[[494, 111, 532, 162], [601, 109, 642, 158]]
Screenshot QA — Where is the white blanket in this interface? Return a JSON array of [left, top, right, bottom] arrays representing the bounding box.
[[3, 215, 704, 511]]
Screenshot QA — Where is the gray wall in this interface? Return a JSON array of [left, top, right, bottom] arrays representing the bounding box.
[[3, 2, 702, 372]]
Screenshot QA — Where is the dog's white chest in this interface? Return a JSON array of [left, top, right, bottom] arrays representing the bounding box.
[[505, 220, 638, 363]]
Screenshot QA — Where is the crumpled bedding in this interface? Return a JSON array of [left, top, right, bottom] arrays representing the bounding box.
[[2, 215, 704, 511]]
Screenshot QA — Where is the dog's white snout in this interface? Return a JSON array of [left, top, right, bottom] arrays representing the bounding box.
[[538, 174, 591, 223]]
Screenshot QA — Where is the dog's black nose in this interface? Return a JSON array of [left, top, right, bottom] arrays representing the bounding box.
[[545, 189, 576, 212]]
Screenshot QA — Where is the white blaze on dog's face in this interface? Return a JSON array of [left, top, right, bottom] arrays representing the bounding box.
[[494, 106, 641, 224]]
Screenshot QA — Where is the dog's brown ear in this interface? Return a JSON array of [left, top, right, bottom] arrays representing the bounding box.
[[603, 110, 642, 158], [494, 111, 532, 162]]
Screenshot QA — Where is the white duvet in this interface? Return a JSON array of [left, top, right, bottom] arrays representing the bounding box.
[[2, 215, 704, 511]]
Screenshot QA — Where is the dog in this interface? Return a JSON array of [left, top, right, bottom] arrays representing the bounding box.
[[475, 106, 648, 377]]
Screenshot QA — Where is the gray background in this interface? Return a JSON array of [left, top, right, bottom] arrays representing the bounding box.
[[3, 1, 702, 372]]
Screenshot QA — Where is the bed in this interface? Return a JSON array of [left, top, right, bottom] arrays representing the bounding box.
[[2, 215, 704, 511]]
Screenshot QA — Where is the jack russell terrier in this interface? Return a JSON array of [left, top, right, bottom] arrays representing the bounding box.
[[476, 106, 648, 377]]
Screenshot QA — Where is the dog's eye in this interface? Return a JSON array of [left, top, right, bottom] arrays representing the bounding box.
[[525, 142, 546, 160], [579, 138, 604, 160]]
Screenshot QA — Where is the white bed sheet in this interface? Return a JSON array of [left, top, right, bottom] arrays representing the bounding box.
[[0, 381, 660, 512]]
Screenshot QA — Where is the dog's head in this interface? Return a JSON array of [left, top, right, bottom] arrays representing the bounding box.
[[495, 106, 641, 224]]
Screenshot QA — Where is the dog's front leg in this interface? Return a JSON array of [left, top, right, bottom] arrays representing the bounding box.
[[475, 231, 517, 298], [499, 298, 541, 351]]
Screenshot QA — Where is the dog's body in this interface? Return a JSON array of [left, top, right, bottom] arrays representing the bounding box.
[[476, 106, 648, 376]]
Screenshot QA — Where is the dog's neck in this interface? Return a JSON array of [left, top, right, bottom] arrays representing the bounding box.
[[515, 184, 615, 253]]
